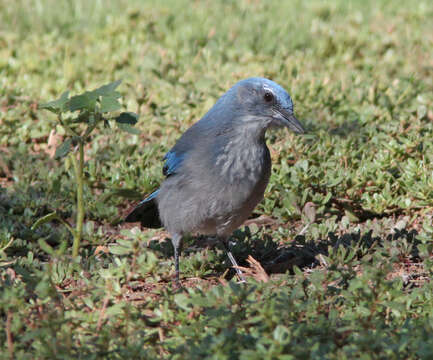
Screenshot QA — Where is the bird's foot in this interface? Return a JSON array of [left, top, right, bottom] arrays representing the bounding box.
[[227, 251, 247, 283], [171, 270, 184, 291]]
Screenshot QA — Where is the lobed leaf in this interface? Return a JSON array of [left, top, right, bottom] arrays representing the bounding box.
[[100, 95, 122, 113], [55, 138, 72, 158], [39, 91, 70, 113], [92, 79, 122, 96], [69, 92, 98, 112], [116, 122, 140, 135]]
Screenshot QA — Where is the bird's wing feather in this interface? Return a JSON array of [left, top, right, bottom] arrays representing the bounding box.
[[162, 150, 186, 177], [162, 96, 237, 177]]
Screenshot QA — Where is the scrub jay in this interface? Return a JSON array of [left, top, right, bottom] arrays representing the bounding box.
[[125, 77, 305, 285]]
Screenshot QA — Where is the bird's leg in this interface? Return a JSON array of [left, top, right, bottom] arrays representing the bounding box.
[[171, 233, 183, 288], [220, 237, 246, 283]]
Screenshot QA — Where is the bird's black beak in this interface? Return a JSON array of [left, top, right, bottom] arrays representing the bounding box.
[[273, 108, 305, 134]]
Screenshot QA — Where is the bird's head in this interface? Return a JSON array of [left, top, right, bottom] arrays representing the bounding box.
[[233, 77, 305, 134]]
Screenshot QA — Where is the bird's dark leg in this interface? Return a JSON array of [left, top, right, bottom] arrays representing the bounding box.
[[220, 237, 246, 283], [171, 233, 183, 288]]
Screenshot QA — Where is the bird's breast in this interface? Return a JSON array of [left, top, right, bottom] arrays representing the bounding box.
[[200, 141, 271, 235], [211, 138, 271, 222], [214, 138, 271, 185]]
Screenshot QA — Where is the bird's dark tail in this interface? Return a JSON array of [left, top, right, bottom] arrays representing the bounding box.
[[125, 189, 162, 228]]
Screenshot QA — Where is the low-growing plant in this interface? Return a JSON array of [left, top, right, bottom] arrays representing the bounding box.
[[32, 80, 139, 257], [1, 0, 433, 358]]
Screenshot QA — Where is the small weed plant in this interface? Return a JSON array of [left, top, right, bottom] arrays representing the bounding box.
[[33, 80, 139, 257]]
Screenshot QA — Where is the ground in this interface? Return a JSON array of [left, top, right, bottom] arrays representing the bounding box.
[[1, 0, 433, 358]]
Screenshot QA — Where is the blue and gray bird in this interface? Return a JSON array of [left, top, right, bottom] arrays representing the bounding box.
[[125, 77, 305, 285]]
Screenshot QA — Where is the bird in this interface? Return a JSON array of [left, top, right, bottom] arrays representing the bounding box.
[[125, 77, 305, 286]]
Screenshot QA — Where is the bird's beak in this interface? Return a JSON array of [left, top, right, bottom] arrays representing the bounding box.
[[272, 108, 305, 134]]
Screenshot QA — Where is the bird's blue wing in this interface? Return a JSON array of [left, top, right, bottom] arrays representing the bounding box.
[[125, 148, 187, 227], [162, 150, 185, 177], [137, 189, 159, 205]]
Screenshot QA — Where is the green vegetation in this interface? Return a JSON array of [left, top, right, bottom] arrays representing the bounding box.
[[1, 0, 432, 358], [34, 80, 139, 257]]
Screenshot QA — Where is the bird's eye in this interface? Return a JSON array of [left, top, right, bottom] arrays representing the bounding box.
[[263, 91, 274, 103]]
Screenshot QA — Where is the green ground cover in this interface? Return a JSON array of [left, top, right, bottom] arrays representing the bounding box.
[[1, 0, 433, 358]]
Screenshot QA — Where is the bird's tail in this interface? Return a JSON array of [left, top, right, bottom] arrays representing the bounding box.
[[125, 189, 162, 228]]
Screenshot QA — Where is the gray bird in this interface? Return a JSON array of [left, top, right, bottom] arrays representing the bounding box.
[[125, 77, 305, 285]]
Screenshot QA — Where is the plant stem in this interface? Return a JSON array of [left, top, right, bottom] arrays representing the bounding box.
[[71, 141, 85, 257]]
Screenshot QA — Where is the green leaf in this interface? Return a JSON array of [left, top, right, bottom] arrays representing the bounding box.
[[115, 112, 138, 125], [92, 79, 122, 96], [105, 303, 126, 317], [100, 95, 122, 113], [69, 92, 97, 112], [345, 209, 360, 222], [422, 220, 433, 234], [102, 188, 143, 201], [55, 138, 72, 159], [174, 293, 192, 311], [273, 325, 288, 342], [116, 122, 140, 135], [323, 192, 332, 204], [38, 239, 55, 255], [31, 211, 58, 230], [109, 244, 133, 256], [39, 91, 70, 113], [57, 240, 68, 255], [417, 105, 427, 119], [328, 177, 343, 187]]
